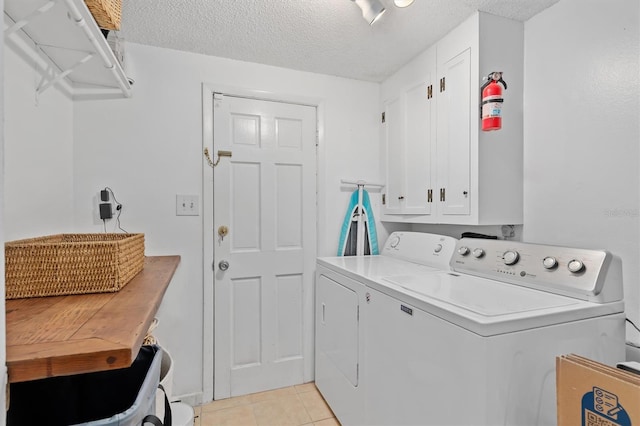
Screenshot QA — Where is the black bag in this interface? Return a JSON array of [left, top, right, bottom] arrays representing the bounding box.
[[7, 345, 170, 426]]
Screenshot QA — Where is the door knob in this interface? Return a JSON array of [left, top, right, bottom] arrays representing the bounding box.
[[218, 260, 230, 271]]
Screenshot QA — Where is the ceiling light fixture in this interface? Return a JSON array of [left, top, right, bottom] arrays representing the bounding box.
[[394, 0, 415, 7], [352, 0, 386, 25]]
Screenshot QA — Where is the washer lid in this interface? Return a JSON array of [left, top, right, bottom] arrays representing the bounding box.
[[376, 272, 624, 336], [383, 273, 578, 316]]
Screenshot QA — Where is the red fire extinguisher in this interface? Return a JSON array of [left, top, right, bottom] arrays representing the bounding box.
[[481, 72, 507, 131]]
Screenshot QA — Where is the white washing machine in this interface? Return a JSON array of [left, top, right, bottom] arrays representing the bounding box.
[[364, 237, 626, 426], [315, 232, 458, 426]]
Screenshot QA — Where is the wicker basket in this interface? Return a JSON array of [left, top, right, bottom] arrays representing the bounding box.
[[84, 0, 121, 31], [5, 233, 144, 299]]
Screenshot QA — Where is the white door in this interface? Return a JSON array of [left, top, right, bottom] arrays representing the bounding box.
[[382, 96, 404, 214], [403, 79, 434, 215], [383, 76, 435, 217], [213, 94, 317, 399], [437, 48, 471, 216]]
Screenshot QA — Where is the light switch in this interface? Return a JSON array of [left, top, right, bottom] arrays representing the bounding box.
[[176, 194, 199, 216]]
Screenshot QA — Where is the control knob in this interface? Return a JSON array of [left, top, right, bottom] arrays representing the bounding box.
[[542, 256, 558, 269], [568, 259, 585, 273], [389, 235, 401, 248], [458, 246, 470, 256], [472, 248, 485, 258], [502, 250, 519, 265], [434, 244, 443, 253]]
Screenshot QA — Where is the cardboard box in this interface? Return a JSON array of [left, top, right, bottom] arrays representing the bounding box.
[[557, 354, 640, 426]]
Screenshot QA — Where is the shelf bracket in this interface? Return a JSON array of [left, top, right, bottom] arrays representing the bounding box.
[[63, 0, 131, 96], [5, 0, 132, 99], [36, 52, 94, 96], [35, 65, 55, 100], [5, 1, 56, 36]]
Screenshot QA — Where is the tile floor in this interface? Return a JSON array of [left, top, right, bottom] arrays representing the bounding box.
[[194, 383, 341, 426]]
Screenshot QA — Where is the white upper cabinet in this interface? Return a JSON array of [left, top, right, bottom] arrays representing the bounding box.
[[381, 46, 436, 217], [4, 0, 132, 99], [380, 11, 524, 225]]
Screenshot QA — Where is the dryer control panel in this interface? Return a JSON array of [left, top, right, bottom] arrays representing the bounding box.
[[382, 232, 457, 270], [451, 238, 622, 303]]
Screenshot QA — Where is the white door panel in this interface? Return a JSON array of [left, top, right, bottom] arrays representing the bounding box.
[[404, 80, 433, 215], [316, 275, 359, 386], [275, 164, 303, 248], [383, 96, 403, 213], [275, 274, 304, 360], [230, 162, 261, 251], [231, 277, 262, 368], [214, 95, 316, 399], [437, 48, 471, 216]]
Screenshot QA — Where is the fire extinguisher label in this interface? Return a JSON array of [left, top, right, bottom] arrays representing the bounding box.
[[482, 102, 502, 118]]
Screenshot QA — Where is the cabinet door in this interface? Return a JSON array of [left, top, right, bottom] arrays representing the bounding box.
[[437, 48, 471, 216], [382, 96, 404, 214], [316, 275, 359, 386], [403, 80, 434, 215]]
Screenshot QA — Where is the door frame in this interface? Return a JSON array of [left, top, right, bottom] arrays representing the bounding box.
[[202, 83, 325, 403]]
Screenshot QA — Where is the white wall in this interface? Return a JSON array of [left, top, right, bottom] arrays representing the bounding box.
[[3, 26, 73, 422], [71, 43, 384, 398], [523, 0, 640, 353], [4, 44, 75, 240]]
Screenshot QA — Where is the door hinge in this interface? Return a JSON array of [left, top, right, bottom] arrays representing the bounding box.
[[382, 193, 386, 205], [440, 188, 446, 202], [381, 112, 386, 123], [427, 189, 433, 203], [427, 85, 433, 99], [440, 77, 445, 92]]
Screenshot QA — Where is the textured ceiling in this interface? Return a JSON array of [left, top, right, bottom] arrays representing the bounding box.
[[120, 0, 560, 82]]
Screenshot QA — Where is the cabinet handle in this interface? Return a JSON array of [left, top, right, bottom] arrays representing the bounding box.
[[440, 188, 445, 202], [463, 191, 468, 196], [382, 194, 386, 205], [398, 196, 405, 200], [427, 189, 433, 203]]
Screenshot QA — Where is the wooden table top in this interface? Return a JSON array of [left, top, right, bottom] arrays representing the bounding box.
[[5, 255, 180, 383]]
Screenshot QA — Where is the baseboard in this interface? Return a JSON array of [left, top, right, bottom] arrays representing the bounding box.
[[171, 391, 204, 407]]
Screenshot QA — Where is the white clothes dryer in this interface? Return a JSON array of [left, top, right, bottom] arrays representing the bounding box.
[[364, 238, 626, 426], [315, 232, 458, 426]]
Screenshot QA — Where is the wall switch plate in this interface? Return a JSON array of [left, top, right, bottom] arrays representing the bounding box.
[[176, 194, 199, 216]]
